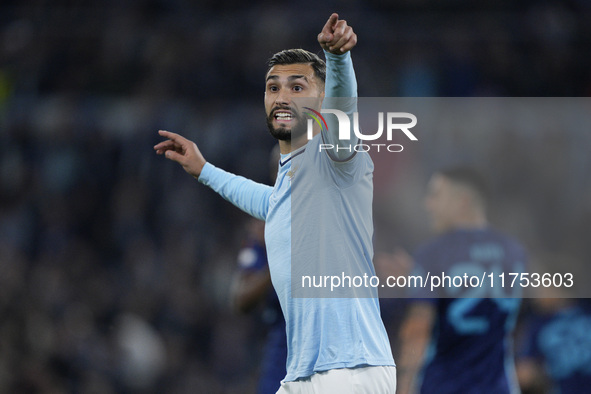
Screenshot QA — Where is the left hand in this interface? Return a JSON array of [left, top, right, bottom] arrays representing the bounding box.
[[318, 13, 358, 55], [154, 130, 206, 179]]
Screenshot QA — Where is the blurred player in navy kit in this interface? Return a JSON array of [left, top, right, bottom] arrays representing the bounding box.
[[397, 167, 527, 394], [517, 295, 591, 394], [231, 217, 287, 394]]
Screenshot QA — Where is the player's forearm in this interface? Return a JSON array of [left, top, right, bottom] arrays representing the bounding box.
[[198, 163, 272, 220], [324, 50, 357, 99], [396, 347, 426, 394], [397, 303, 435, 393], [322, 51, 359, 161]]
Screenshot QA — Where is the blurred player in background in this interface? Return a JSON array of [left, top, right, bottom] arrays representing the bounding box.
[[155, 13, 396, 393], [397, 167, 526, 394], [516, 294, 591, 393], [231, 217, 287, 394]]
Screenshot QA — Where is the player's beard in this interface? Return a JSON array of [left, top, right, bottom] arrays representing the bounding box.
[[266, 106, 307, 142]]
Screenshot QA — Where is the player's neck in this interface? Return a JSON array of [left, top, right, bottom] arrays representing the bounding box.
[[279, 134, 309, 155]]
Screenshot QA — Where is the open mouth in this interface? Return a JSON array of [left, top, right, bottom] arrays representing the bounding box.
[[274, 110, 294, 122]]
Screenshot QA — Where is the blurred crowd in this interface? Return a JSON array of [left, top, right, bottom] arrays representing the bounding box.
[[1, 0, 591, 393]]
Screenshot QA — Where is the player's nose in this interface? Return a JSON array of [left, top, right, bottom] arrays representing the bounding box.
[[275, 87, 291, 105]]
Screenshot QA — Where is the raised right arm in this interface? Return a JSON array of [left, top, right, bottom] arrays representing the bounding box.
[[317, 13, 359, 162]]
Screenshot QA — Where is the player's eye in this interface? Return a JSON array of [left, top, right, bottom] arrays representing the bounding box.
[[268, 85, 278, 92], [293, 85, 303, 92]]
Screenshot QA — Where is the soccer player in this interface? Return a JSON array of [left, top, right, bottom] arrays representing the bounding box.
[[396, 167, 526, 394], [231, 217, 287, 394], [154, 13, 396, 394]]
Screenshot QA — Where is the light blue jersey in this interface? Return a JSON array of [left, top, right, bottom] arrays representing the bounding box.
[[198, 51, 394, 382]]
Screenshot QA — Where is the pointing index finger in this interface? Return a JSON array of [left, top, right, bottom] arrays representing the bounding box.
[[159, 129, 183, 142], [318, 13, 338, 45], [320, 13, 339, 39], [325, 13, 339, 30]]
